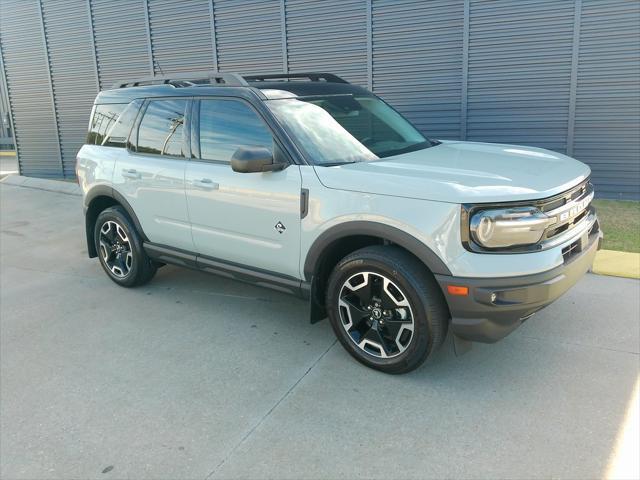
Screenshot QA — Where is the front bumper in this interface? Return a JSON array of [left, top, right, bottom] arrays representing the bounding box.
[[435, 223, 603, 343]]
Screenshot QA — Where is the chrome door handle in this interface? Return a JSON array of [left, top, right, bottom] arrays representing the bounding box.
[[122, 169, 141, 180], [193, 178, 219, 190]]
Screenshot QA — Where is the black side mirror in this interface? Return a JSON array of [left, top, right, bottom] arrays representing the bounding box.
[[231, 146, 287, 173]]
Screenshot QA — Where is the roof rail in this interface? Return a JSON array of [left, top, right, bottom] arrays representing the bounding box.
[[243, 72, 349, 84], [111, 71, 249, 89]]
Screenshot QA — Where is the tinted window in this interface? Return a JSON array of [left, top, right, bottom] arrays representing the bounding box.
[[199, 99, 273, 163], [136, 99, 187, 157], [87, 104, 126, 146], [107, 100, 142, 147]]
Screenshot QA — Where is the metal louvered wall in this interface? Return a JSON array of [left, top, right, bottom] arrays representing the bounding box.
[[148, 0, 214, 74], [90, 0, 151, 90], [214, 0, 284, 74], [286, 0, 368, 86], [41, 0, 97, 177], [0, 0, 638, 198], [372, 0, 465, 140], [466, 0, 576, 153], [573, 0, 640, 199], [0, 0, 61, 177]]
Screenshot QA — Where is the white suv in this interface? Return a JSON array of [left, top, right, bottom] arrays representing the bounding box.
[[77, 72, 602, 373]]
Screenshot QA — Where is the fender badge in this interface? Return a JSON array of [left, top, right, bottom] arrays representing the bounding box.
[[275, 221, 286, 234]]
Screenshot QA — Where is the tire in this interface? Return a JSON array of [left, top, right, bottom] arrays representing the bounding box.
[[94, 205, 157, 287], [326, 245, 448, 374]]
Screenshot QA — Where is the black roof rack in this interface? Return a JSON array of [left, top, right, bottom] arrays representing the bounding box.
[[243, 72, 349, 84], [110, 71, 349, 90], [111, 71, 248, 89]]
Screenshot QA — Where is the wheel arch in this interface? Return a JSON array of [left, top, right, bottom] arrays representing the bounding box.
[[304, 221, 451, 322], [84, 186, 147, 258]]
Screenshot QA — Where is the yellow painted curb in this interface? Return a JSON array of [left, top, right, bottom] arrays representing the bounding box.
[[592, 250, 640, 280], [0, 151, 16, 157]]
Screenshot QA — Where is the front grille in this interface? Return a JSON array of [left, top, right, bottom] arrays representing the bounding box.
[[539, 180, 594, 244], [546, 209, 589, 238], [540, 180, 590, 213]]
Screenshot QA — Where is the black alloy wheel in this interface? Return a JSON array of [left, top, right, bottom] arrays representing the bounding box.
[[338, 271, 415, 359], [98, 220, 133, 278], [326, 245, 448, 374], [94, 205, 157, 287]]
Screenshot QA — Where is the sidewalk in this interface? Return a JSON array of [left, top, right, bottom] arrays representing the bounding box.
[[0, 151, 19, 176]]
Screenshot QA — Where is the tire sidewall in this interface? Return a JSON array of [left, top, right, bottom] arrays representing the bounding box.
[[94, 207, 146, 287], [326, 256, 434, 372]]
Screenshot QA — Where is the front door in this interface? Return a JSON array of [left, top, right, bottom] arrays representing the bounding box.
[[185, 98, 302, 279]]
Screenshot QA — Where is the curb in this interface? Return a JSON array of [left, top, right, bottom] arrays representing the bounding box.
[[0, 174, 81, 196], [593, 250, 640, 280]]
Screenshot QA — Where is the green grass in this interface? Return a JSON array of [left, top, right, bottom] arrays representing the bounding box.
[[592, 199, 640, 253]]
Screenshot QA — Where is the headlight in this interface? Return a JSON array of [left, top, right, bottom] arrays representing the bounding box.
[[469, 207, 552, 249]]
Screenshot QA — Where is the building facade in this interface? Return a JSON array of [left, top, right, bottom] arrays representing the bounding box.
[[0, 0, 638, 198]]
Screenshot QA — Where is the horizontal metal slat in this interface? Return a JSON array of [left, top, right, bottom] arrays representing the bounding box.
[[91, 0, 151, 89], [214, 0, 283, 74], [1, 0, 61, 177], [42, 0, 97, 176]]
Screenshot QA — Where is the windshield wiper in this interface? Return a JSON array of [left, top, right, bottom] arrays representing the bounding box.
[[378, 141, 434, 158], [320, 161, 358, 167]]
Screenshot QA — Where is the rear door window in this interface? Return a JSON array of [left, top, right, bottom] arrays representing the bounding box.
[[136, 99, 188, 157]]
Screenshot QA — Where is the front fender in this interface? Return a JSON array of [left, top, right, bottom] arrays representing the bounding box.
[[303, 221, 452, 280]]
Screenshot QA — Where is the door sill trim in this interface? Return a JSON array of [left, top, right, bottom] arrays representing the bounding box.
[[143, 242, 308, 298]]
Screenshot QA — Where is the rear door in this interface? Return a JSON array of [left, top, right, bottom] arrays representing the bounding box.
[[113, 98, 194, 251], [184, 97, 302, 279]]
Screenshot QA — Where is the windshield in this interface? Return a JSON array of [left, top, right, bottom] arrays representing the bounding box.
[[266, 94, 436, 166]]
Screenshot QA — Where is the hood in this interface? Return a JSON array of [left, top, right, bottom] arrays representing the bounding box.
[[313, 141, 591, 204]]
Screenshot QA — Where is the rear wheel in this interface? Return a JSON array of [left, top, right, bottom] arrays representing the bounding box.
[[94, 206, 156, 287], [326, 245, 448, 374]]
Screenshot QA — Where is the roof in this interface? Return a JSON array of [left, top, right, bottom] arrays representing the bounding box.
[[94, 72, 372, 104]]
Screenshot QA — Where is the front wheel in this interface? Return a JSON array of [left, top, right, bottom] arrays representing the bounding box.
[[326, 246, 449, 374]]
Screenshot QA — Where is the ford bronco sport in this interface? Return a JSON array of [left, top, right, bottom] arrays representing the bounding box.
[[77, 72, 602, 374]]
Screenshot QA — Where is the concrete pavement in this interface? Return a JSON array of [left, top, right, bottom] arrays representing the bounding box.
[[1, 182, 638, 479]]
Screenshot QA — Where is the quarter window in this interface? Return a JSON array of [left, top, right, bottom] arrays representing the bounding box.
[[136, 99, 187, 157], [87, 104, 125, 146], [199, 99, 273, 163]]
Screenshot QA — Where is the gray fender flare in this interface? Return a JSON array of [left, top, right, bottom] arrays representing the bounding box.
[[84, 186, 148, 257], [303, 221, 452, 323], [303, 221, 452, 281]]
